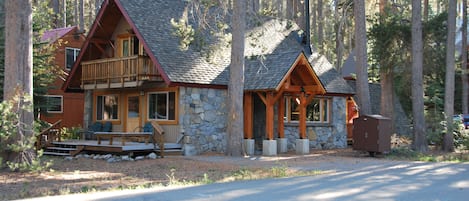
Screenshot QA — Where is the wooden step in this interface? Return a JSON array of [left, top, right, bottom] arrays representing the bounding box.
[[43, 151, 71, 156], [47, 147, 77, 151]]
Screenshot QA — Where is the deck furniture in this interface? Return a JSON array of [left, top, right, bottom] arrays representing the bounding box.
[[95, 131, 152, 146]]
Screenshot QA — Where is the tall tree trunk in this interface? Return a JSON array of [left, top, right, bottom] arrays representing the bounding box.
[[443, 0, 457, 152], [286, 0, 293, 20], [423, 0, 429, 21], [317, 0, 323, 50], [79, 0, 84, 32], [354, 0, 372, 115], [411, 0, 428, 152], [51, 0, 60, 28], [4, 0, 35, 163], [226, 0, 246, 157], [379, 0, 394, 133], [462, 0, 468, 115]]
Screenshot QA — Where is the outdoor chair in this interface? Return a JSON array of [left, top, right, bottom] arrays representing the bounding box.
[[81, 122, 103, 140], [102, 122, 112, 132]]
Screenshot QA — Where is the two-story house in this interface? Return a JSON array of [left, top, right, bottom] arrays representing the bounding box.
[[64, 0, 354, 155]]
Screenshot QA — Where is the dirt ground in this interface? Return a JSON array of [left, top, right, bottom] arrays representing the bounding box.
[[0, 148, 466, 201], [0, 149, 364, 200]]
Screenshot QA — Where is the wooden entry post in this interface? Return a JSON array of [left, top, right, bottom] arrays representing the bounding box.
[[298, 91, 316, 139], [256, 92, 282, 140], [243, 92, 253, 139]]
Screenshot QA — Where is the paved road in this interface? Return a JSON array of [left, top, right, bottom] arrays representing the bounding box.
[[20, 157, 469, 201]]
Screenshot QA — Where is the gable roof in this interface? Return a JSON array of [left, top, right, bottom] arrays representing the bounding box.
[[41, 26, 78, 43], [65, 0, 353, 95]]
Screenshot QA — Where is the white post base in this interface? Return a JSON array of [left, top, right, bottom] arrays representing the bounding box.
[[277, 138, 288, 153], [263, 140, 277, 156], [244, 139, 255, 156], [296, 139, 310, 155]]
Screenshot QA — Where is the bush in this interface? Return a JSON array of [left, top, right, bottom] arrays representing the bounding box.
[[0, 94, 50, 171]]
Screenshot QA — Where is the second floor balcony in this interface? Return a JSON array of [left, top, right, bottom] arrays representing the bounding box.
[[81, 55, 163, 89]]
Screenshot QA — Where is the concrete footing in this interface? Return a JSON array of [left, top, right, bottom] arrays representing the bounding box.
[[277, 138, 288, 153], [263, 140, 277, 156], [244, 139, 255, 156], [183, 144, 197, 156], [296, 139, 310, 155]]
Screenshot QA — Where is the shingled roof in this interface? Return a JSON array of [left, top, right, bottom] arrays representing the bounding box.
[[101, 0, 353, 94], [41, 26, 78, 43]]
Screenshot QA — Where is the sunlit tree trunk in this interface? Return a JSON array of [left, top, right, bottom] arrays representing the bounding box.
[[226, 0, 246, 157], [3, 0, 35, 163], [411, 0, 428, 152], [317, 0, 323, 50], [462, 0, 468, 115], [443, 0, 457, 152], [354, 0, 371, 115]]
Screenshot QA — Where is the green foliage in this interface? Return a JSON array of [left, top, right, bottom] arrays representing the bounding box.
[[0, 93, 50, 172], [60, 127, 83, 140], [170, 18, 195, 50]]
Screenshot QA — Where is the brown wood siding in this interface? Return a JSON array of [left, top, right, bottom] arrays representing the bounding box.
[[40, 29, 86, 128]]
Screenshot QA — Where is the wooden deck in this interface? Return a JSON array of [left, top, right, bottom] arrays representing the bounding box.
[[47, 140, 182, 155]]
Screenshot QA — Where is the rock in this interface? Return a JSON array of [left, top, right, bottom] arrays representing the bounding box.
[[106, 157, 116, 163], [135, 156, 145, 161], [75, 154, 83, 158], [83, 154, 90, 158], [64, 156, 74, 161], [121, 155, 130, 161], [92, 155, 100, 160], [102, 154, 113, 160], [147, 152, 157, 159]]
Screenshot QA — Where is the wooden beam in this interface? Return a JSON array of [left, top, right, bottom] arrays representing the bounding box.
[[91, 42, 111, 58], [278, 96, 285, 138], [256, 92, 267, 105], [299, 93, 307, 139], [244, 92, 253, 139]]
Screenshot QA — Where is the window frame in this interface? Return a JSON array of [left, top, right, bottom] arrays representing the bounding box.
[[95, 94, 120, 121], [147, 91, 176, 122], [45, 95, 63, 113], [117, 34, 144, 57], [284, 96, 331, 124], [65, 47, 80, 71]]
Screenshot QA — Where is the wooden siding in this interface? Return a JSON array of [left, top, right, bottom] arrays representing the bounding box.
[[40, 28, 85, 128], [81, 55, 162, 89]]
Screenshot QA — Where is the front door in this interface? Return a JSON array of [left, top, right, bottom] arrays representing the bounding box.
[[126, 95, 140, 132]]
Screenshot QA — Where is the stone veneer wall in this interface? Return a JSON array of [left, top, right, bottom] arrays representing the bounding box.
[[180, 87, 347, 154], [284, 96, 347, 150], [179, 87, 228, 154]]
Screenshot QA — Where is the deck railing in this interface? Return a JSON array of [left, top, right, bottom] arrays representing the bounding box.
[[81, 55, 161, 88]]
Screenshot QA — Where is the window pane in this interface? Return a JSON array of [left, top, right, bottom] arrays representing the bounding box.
[[290, 97, 299, 121], [322, 99, 329, 122], [122, 39, 129, 56], [307, 99, 320, 121], [168, 92, 175, 120], [66, 48, 75, 70], [47, 96, 62, 112], [149, 93, 168, 120], [97, 95, 118, 120]]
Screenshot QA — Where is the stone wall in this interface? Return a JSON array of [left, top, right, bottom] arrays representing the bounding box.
[[179, 87, 227, 154], [284, 96, 347, 150]]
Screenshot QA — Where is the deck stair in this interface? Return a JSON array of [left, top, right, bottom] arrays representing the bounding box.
[[43, 143, 84, 156]]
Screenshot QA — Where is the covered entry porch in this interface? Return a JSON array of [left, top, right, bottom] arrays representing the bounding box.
[[243, 52, 326, 156]]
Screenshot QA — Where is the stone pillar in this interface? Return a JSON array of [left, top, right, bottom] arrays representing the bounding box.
[[277, 138, 288, 153], [244, 139, 255, 155], [263, 139, 277, 156], [83, 90, 93, 127], [296, 139, 310, 155]]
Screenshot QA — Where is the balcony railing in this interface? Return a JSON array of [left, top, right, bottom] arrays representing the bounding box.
[[81, 55, 162, 89]]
